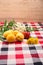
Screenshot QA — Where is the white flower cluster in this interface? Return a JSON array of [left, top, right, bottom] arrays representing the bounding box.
[[13, 22, 26, 32]]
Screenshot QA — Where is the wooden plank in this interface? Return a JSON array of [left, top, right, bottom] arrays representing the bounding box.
[[0, 0, 43, 22]]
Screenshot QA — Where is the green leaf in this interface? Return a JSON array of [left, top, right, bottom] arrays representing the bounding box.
[[26, 27, 32, 32], [0, 35, 3, 41], [8, 21, 13, 26], [4, 20, 7, 26], [30, 28, 34, 31], [26, 26, 36, 32], [3, 26, 9, 32]]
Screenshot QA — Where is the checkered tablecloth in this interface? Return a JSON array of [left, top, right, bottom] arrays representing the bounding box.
[[0, 22, 43, 65]]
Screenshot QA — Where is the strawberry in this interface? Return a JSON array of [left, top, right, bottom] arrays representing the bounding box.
[[22, 32, 30, 39], [0, 22, 4, 26]]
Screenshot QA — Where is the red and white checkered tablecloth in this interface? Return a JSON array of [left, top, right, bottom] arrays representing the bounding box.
[[0, 22, 43, 65]]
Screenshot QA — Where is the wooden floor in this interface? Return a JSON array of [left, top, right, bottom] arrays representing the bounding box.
[[0, 0, 43, 22]]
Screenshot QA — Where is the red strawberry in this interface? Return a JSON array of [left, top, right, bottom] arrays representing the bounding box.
[[22, 32, 30, 39], [0, 22, 4, 26]]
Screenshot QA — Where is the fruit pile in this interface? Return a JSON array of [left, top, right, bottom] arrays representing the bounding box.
[[3, 29, 38, 44], [3, 30, 24, 42]]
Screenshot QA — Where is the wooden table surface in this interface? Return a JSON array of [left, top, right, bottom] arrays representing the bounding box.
[[0, 0, 43, 22]]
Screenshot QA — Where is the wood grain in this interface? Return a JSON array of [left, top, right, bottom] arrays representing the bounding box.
[[0, 0, 43, 22]]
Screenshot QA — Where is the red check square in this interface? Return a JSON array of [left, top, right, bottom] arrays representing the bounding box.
[[16, 54, 24, 59], [31, 54, 39, 58], [16, 64, 25, 65], [15, 47, 22, 51], [0, 55, 8, 59]]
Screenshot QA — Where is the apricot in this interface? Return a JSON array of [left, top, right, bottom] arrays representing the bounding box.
[[16, 32, 24, 41], [6, 34, 16, 42], [13, 30, 19, 36], [3, 30, 14, 38]]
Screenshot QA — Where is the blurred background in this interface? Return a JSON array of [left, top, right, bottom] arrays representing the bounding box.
[[0, 0, 43, 22]]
